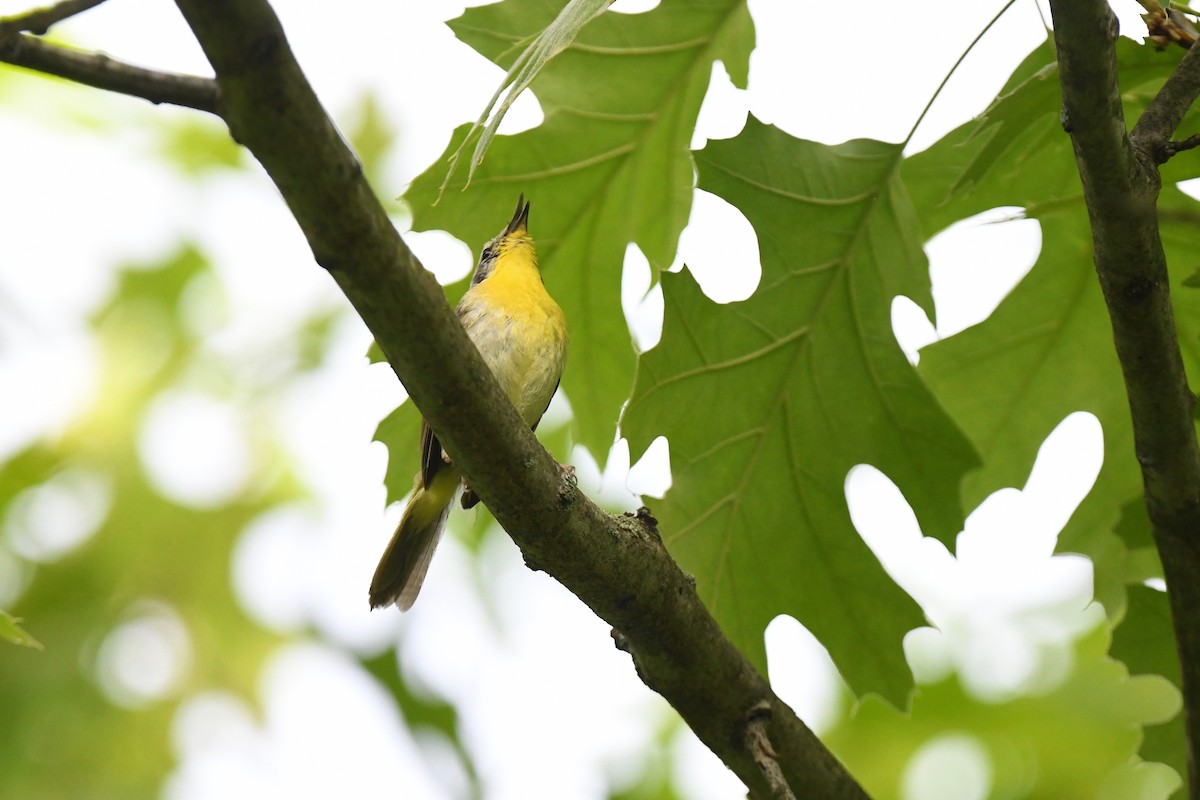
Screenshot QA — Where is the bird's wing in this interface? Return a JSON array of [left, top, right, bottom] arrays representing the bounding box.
[[419, 420, 445, 489]]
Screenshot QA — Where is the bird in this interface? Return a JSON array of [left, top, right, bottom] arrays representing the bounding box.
[[369, 195, 568, 611]]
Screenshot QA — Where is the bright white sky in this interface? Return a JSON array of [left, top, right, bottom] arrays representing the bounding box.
[[0, 0, 1163, 798]]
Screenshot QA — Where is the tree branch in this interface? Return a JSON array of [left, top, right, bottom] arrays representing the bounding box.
[[166, 0, 867, 797], [1133, 34, 1200, 162], [0, 33, 219, 113], [0, 0, 107, 36], [746, 701, 797, 800], [1049, 1, 1200, 793]]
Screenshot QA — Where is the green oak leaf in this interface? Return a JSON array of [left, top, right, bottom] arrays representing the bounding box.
[[405, 0, 754, 455], [909, 37, 1200, 786], [622, 118, 980, 704], [915, 206, 1140, 611], [904, 41, 1073, 234], [374, 399, 425, 507], [908, 36, 1200, 618], [1115, 497, 1156, 551], [939, 39, 1184, 207], [366, 339, 387, 364], [949, 60, 1060, 200]]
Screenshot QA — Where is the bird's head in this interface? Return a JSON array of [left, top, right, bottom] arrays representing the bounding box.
[[471, 195, 535, 285]]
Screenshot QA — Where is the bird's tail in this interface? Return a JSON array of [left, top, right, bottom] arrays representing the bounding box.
[[369, 468, 460, 610]]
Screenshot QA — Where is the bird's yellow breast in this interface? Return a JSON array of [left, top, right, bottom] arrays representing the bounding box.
[[457, 240, 567, 426]]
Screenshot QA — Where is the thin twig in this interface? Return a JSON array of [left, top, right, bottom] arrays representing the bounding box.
[[745, 702, 797, 800], [1168, 132, 1200, 156], [0, 33, 219, 114], [0, 0, 107, 36], [1132, 33, 1200, 161]]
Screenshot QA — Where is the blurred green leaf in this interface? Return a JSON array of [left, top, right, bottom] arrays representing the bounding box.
[[0, 247, 295, 799], [0, 610, 42, 650], [606, 714, 687, 800], [295, 306, 344, 371], [623, 118, 979, 705], [406, 0, 754, 455], [1114, 585, 1187, 798], [826, 625, 1182, 800], [158, 115, 245, 176], [345, 92, 399, 198], [359, 649, 481, 795], [1116, 498, 1156, 551], [366, 339, 387, 364]]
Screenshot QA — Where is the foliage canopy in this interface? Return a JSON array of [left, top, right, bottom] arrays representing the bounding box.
[[3, 0, 1198, 797]]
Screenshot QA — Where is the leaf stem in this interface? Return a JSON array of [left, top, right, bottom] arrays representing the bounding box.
[[904, 0, 1023, 149]]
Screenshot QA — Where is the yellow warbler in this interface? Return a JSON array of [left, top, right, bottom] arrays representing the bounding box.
[[370, 196, 568, 610]]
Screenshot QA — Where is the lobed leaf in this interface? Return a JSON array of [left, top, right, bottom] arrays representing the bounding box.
[[405, 0, 754, 455], [906, 36, 1200, 788], [623, 118, 979, 704], [908, 37, 1200, 619]]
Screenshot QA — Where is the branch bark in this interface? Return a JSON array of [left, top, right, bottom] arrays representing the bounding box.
[[1049, 1, 1200, 793], [0, 33, 219, 113], [151, 1, 866, 797]]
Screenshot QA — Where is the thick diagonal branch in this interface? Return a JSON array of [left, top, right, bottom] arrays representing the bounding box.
[[1049, 1, 1200, 793], [167, 0, 866, 797], [0, 33, 218, 113]]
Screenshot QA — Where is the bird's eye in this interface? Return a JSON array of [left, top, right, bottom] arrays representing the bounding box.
[[472, 244, 498, 285]]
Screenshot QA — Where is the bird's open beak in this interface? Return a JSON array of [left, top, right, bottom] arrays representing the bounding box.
[[506, 194, 530, 235]]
